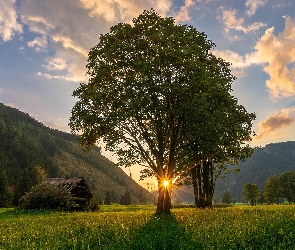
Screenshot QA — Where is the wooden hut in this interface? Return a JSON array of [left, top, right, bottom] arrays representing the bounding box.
[[44, 177, 93, 209]]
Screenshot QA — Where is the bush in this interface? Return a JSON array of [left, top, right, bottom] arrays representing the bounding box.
[[19, 183, 76, 211], [89, 197, 100, 211]]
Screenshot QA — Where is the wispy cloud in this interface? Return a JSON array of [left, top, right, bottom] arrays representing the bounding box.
[[0, 0, 22, 42], [218, 8, 266, 34], [26, 16, 55, 34], [27, 36, 48, 52], [254, 107, 295, 140], [52, 35, 88, 57], [174, 0, 195, 23], [212, 49, 259, 68], [245, 0, 269, 16]]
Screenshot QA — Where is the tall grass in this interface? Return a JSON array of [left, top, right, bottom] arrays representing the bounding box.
[[1, 205, 295, 249]]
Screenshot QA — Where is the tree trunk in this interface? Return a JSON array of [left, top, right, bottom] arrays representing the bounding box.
[[196, 164, 205, 208], [191, 166, 199, 207], [251, 198, 254, 206], [192, 161, 215, 209], [207, 161, 214, 208], [156, 179, 171, 214], [203, 162, 210, 208]]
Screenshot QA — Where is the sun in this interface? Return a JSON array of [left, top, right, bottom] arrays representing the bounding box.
[[163, 180, 169, 188]]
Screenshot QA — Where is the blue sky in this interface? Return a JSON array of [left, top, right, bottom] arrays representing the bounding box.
[[1, 0, 295, 182]]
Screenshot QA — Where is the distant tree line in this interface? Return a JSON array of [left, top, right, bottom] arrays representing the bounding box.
[[220, 171, 295, 206], [241, 171, 295, 205], [104, 188, 147, 205], [264, 171, 295, 204]]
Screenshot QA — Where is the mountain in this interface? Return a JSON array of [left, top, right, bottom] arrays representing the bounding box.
[[2, 103, 294, 205], [172, 141, 295, 204], [214, 141, 295, 202], [0, 103, 154, 204]]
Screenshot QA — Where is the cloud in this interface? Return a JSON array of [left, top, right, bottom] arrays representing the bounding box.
[[42, 119, 70, 132], [218, 8, 266, 34], [52, 35, 88, 57], [0, 0, 22, 42], [245, 0, 268, 16], [19, 0, 172, 83], [26, 16, 55, 35], [212, 49, 259, 68], [27, 36, 48, 52], [214, 15, 295, 98], [212, 49, 261, 78], [255, 107, 295, 140], [174, 0, 195, 23], [254, 16, 295, 98], [79, 0, 171, 23]]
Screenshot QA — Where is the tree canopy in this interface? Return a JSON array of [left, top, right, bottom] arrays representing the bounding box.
[[243, 182, 260, 206], [70, 9, 255, 213]]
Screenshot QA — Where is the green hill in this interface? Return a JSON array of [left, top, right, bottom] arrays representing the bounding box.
[[171, 141, 295, 204], [0, 103, 154, 205], [2, 103, 294, 205], [215, 141, 295, 201]]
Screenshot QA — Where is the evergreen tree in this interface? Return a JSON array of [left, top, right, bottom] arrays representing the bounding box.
[[222, 191, 232, 204], [105, 190, 111, 205], [138, 189, 147, 204], [120, 190, 131, 205], [110, 189, 119, 203]]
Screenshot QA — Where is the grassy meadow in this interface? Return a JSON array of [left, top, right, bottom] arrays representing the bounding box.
[[1, 205, 295, 249]]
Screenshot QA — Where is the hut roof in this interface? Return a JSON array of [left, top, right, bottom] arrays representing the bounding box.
[[44, 177, 92, 197]]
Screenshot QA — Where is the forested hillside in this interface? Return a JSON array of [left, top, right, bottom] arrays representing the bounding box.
[[171, 141, 295, 204], [2, 103, 294, 205], [0, 103, 154, 206], [215, 141, 295, 201]]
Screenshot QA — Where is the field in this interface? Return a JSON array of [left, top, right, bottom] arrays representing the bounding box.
[[1, 205, 295, 249]]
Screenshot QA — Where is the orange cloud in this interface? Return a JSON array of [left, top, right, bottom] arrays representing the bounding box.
[[80, 0, 171, 23], [255, 16, 295, 99], [255, 107, 295, 140], [174, 0, 195, 23]]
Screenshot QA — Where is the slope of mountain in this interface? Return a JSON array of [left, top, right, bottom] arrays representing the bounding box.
[[2, 103, 295, 205], [0, 103, 154, 204], [215, 141, 295, 201], [171, 141, 295, 203]]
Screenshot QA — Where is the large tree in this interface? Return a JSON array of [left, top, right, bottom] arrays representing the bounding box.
[[70, 9, 255, 213]]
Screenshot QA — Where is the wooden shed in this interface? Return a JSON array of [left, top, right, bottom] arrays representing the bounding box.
[[44, 177, 93, 209]]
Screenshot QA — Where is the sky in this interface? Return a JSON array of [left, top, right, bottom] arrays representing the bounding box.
[[1, 0, 295, 185]]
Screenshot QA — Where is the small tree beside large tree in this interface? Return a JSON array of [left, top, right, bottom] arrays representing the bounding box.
[[70, 9, 255, 214]]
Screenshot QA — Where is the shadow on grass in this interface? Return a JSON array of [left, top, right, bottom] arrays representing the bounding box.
[[130, 213, 200, 250]]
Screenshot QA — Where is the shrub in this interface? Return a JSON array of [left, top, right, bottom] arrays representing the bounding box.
[[89, 197, 100, 211], [19, 183, 76, 211]]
